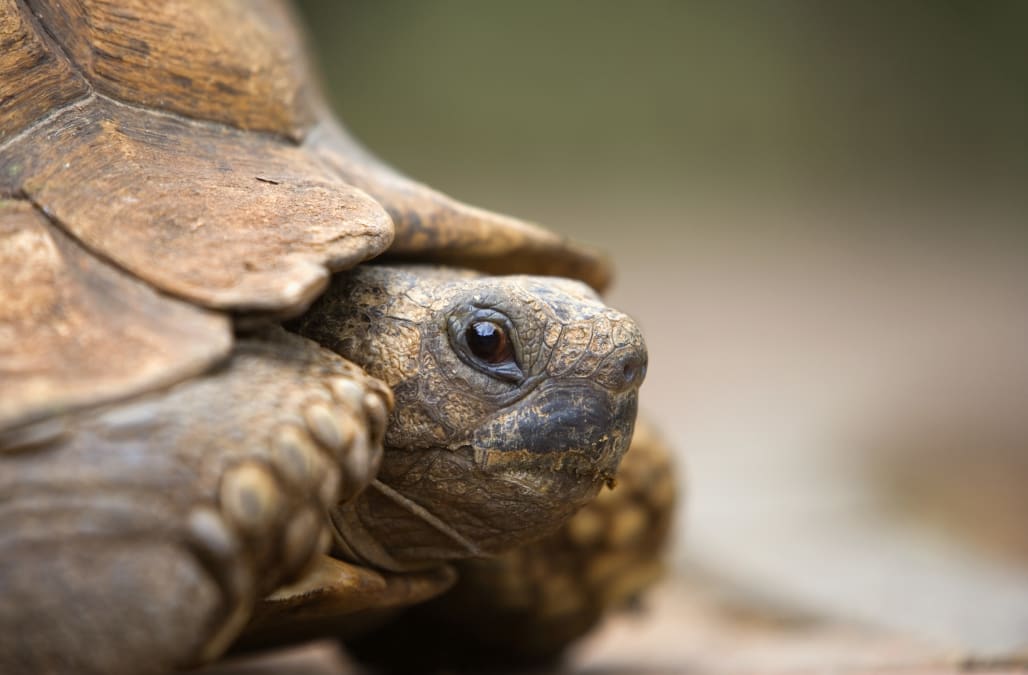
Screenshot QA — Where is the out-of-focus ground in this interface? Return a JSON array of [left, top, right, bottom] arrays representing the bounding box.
[[242, 2, 1028, 671], [206, 575, 1021, 674], [203, 578, 974, 674]]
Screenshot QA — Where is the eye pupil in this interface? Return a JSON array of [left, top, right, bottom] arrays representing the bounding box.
[[466, 321, 511, 364]]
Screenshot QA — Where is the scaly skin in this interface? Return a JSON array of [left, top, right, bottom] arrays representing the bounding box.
[[0, 329, 390, 674], [294, 265, 648, 571]]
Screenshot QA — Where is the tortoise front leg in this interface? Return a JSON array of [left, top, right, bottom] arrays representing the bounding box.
[[0, 329, 389, 674]]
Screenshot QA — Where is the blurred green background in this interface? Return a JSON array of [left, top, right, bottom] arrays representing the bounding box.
[[297, 1, 1027, 223], [296, 0, 1028, 660]]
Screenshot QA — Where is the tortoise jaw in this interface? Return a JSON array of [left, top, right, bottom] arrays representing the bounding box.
[[470, 382, 638, 487], [330, 386, 639, 571]]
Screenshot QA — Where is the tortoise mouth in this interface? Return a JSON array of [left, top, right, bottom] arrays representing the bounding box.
[[470, 384, 637, 499], [331, 384, 639, 571]]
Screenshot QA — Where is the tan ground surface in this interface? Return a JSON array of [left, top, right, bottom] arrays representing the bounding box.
[[204, 577, 1026, 674]]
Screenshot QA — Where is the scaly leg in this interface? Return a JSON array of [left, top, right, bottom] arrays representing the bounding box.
[[0, 328, 390, 673]]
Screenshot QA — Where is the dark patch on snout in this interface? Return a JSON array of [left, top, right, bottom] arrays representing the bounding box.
[[472, 382, 636, 460]]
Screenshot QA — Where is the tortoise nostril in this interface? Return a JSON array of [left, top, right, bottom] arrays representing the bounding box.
[[619, 354, 645, 389]]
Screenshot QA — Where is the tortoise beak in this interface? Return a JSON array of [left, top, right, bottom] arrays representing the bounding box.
[[472, 381, 638, 477]]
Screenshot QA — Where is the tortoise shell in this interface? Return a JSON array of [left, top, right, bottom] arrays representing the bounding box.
[[0, 0, 609, 432]]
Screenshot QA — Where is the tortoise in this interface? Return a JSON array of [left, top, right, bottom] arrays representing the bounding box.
[[0, 1, 674, 673]]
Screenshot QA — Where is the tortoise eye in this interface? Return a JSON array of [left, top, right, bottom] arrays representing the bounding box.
[[448, 308, 523, 383], [466, 321, 513, 364]]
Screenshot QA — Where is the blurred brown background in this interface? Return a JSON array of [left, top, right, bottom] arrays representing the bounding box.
[[291, 1, 1028, 670]]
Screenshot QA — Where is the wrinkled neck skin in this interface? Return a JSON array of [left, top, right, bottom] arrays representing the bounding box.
[[294, 265, 646, 572]]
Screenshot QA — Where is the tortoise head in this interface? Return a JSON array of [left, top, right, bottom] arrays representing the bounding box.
[[296, 265, 646, 571]]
